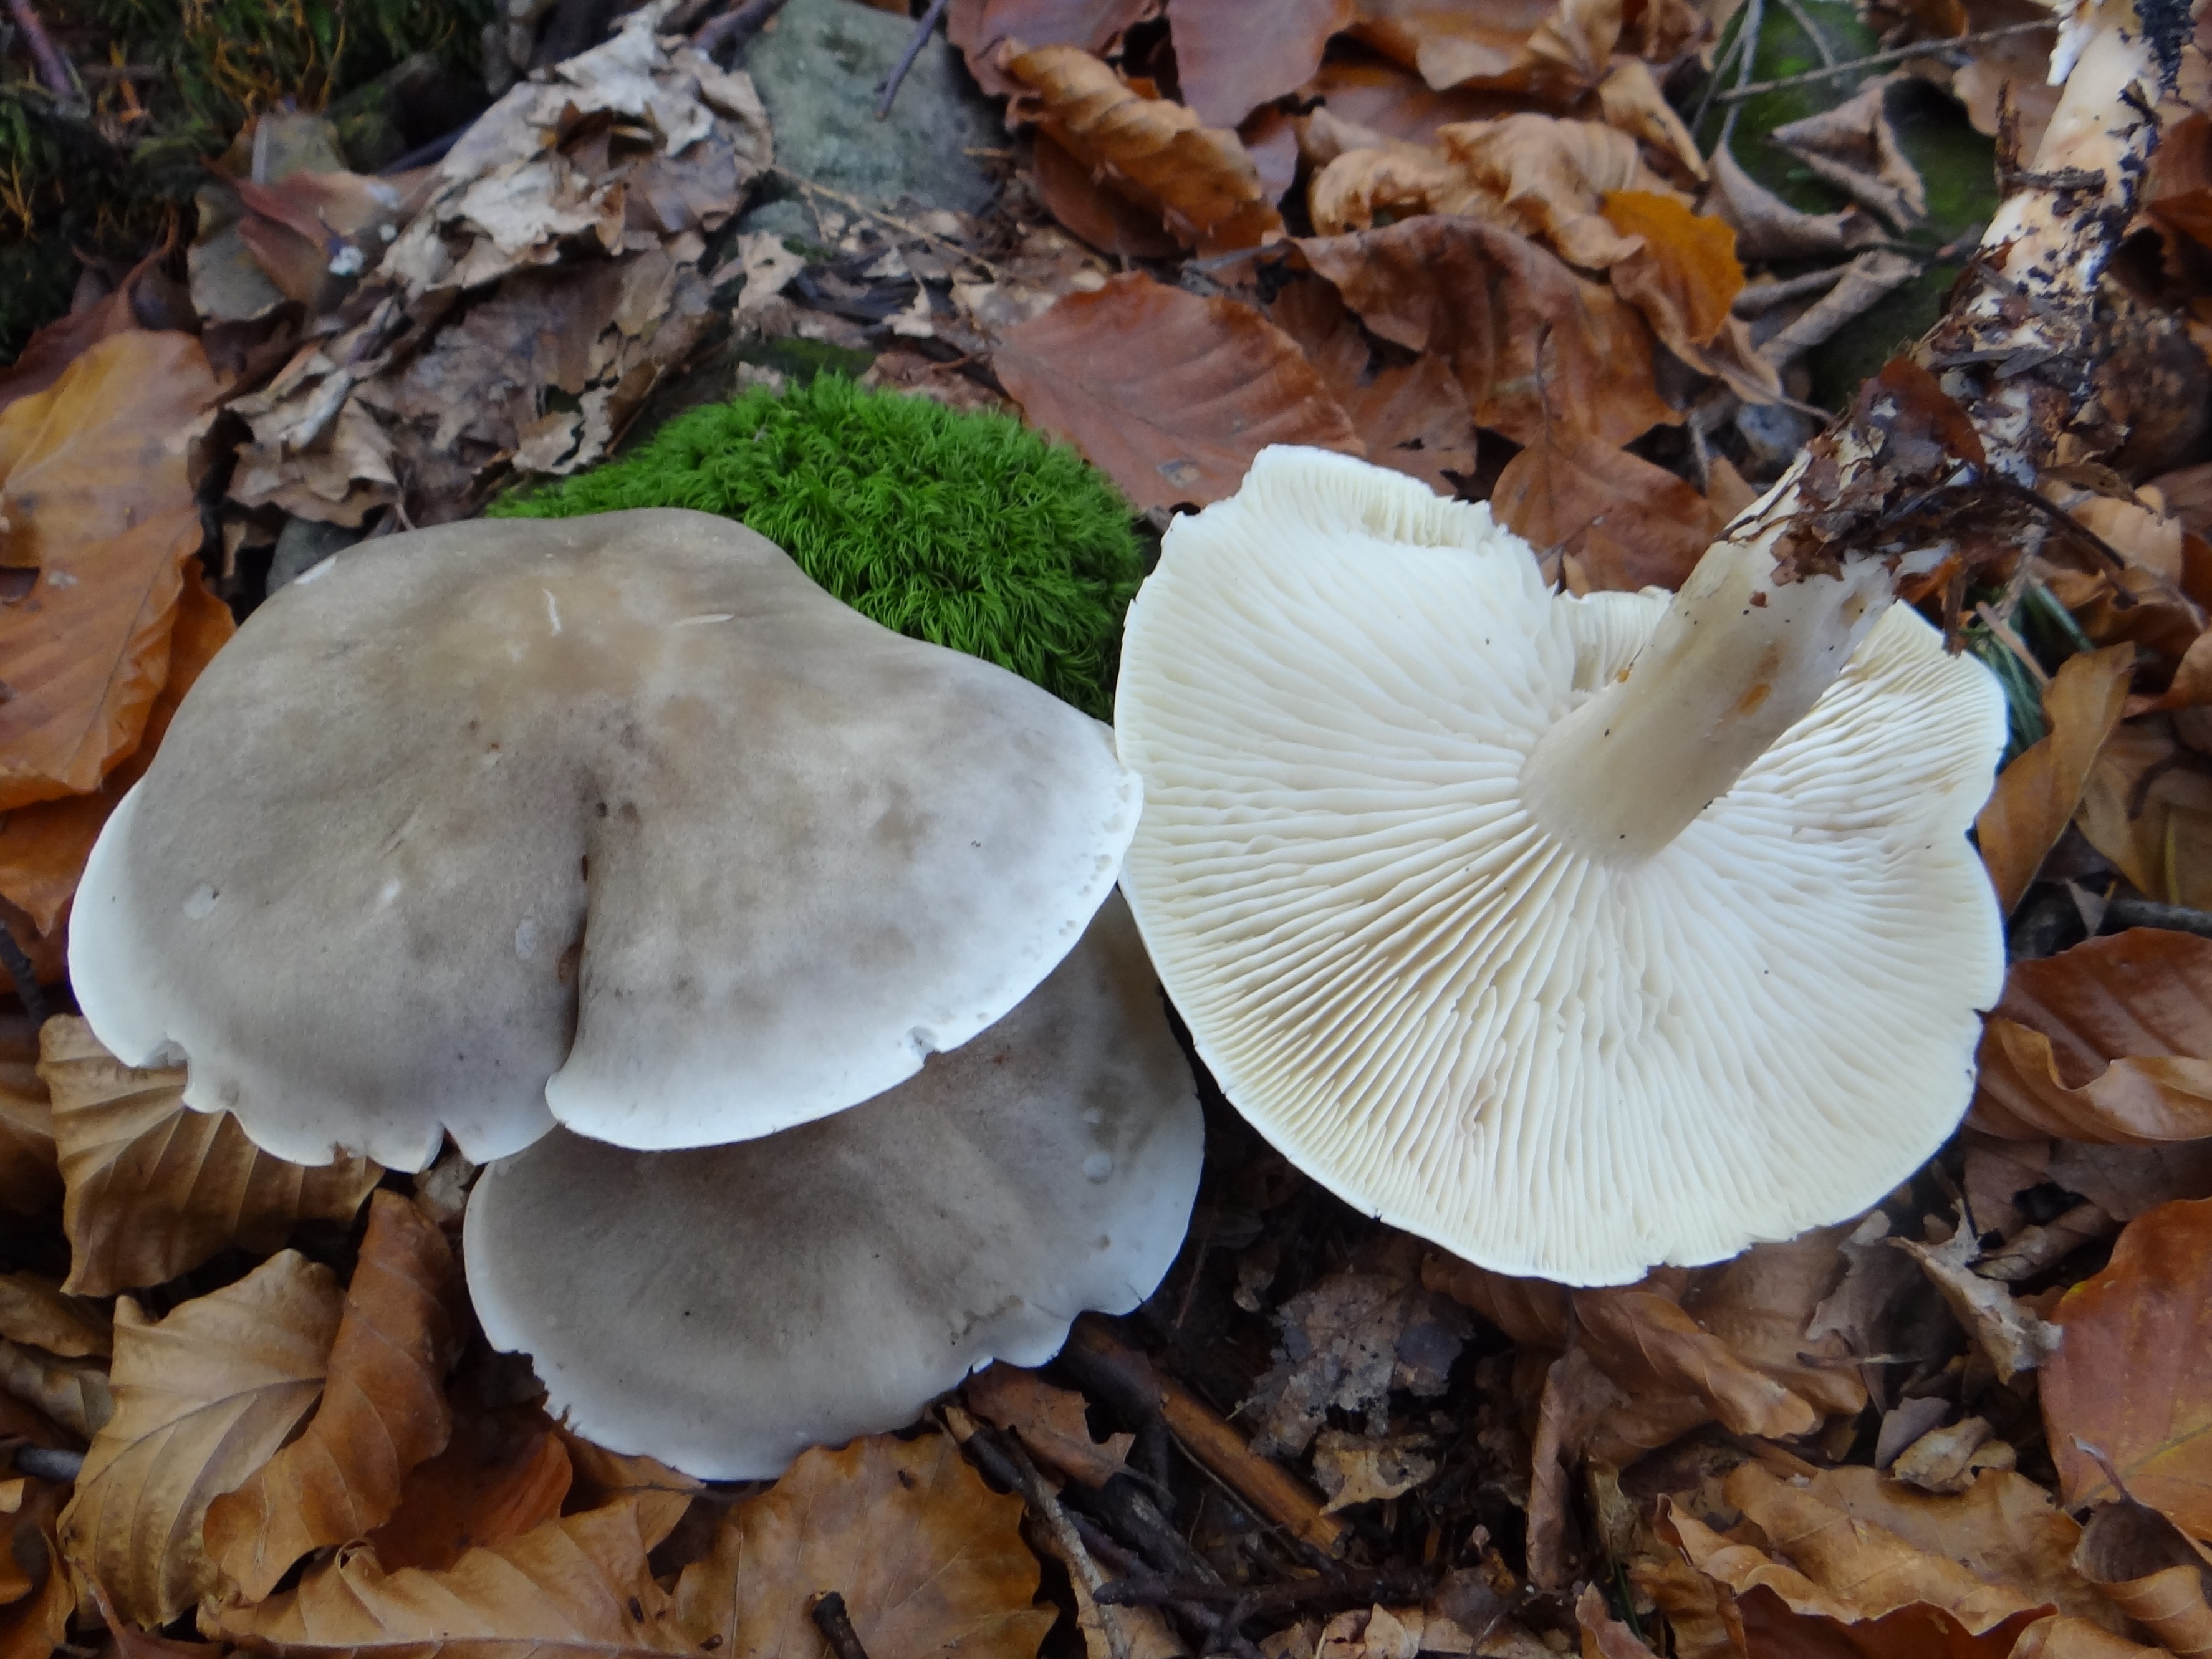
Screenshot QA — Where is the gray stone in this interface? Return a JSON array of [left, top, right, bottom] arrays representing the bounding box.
[[740, 0, 1001, 218], [269, 516, 365, 593]]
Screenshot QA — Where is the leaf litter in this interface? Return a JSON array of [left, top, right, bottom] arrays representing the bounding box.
[[2, 0, 2212, 1655]]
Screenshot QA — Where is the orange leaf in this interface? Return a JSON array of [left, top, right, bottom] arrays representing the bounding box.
[[368, 1410, 572, 1574], [0, 565, 234, 935], [204, 1191, 465, 1601], [1975, 642, 2136, 915], [1028, 132, 1181, 259], [1296, 215, 1676, 449], [1969, 930, 2212, 1143], [966, 1364, 1133, 1488], [2042, 1198, 2212, 1539], [1270, 278, 1477, 496], [673, 1432, 1053, 1659], [999, 45, 1281, 254], [0, 332, 216, 810], [1491, 426, 1717, 591], [1601, 190, 1744, 353], [995, 271, 1362, 509]]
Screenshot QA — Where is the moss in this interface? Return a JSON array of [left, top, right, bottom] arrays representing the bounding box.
[[489, 377, 1146, 718]]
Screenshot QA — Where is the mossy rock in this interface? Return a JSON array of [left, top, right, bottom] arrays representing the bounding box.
[[489, 377, 1145, 719]]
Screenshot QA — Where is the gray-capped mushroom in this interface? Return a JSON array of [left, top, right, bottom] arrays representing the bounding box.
[[72, 509, 1139, 1169], [1115, 447, 2004, 1286], [463, 893, 1203, 1478]]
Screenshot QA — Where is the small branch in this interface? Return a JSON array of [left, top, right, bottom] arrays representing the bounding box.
[[1713, 20, 2051, 101], [875, 0, 950, 119], [4, 0, 81, 102], [807, 1595, 872, 1659], [770, 166, 1009, 278], [692, 0, 791, 59], [2102, 895, 2212, 938]]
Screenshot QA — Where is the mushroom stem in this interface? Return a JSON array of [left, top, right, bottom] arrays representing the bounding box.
[[1524, 0, 2179, 865]]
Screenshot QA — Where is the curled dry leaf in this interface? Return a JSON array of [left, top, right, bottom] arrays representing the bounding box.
[[1347, 0, 1626, 95], [999, 45, 1282, 254], [1895, 1225, 2061, 1385], [367, 1409, 572, 1574], [1971, 930, 2212, 1145], [1242, 1272, 1470, 1459], [1297, 215, 1675, 449], [557, 1430, 701, 1554], [1975, 643, 2138, 915], [1769, 79, 1928, 230], [0, 1339, 112, 1440], [1029, 133, 1183, 260], [37, 1017, 382, 1297], [1599, 191, 1742, 357], [1312, 1431, 1438, 1512], [204, 1191, 464, 1602], [1491, 427, 1718, 592], [0, 332, 216, 811], [0, 1273, 109, 1359], [206, 1499, 692, 1659], [2073, 1500, 2212, 1655], [2075, 721, 2212, 910], [946, 0, 1158, 96], [1708, 145, 1882, 263], [1435, 116, 1676, 268], [2042, 1197, 2212, 1540], [965, 1364, 1133, 1488], [994, 272, 1362, 510], [0, 1018, 58, 1219], [671, 1433, 1054, 1659], [0, 570, 234, 937], [1170, 0, 1353, 127], [59, 1251, 342, 1628], [1572, 1286, 1820, 1440], [0, 1479, 73, 1659]]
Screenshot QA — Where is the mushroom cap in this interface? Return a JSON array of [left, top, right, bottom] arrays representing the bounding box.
[[462, 892, 1203, 1479], [72, 509, 1139, 1170], [1114, 446, 2006, 1286]]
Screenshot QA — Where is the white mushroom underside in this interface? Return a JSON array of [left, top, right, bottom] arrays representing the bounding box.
[[463, 895, 1203, 1480], [1116, 449, 2006, 1286]]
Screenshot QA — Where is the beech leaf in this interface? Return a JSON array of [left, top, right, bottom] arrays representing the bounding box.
[[0, 1019, 58, 1219], [1170, 0, 1352, 127], [1976, 643, 2137, 915], [1491, 426, 1718, 592], [38, 1017, 382, 1297], [59, 1251, 343, 1627], [204, 1192, 464, 1602], [367, 1410, 573, 1574]]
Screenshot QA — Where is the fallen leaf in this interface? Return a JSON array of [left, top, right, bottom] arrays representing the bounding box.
[[1171, 0, 1354, 125], [204, 1191, 464, 1601], [672, 1433, 1054, 1659], [0, 251, 198, 417], [1755, 250, 1925, 371], [948, 0, 1158, 95], [1894, 1224, 2062, 1385], [1676, 1228, 1869, 1419], [1298, 59, 1520, 147], [1491, 427, 1717, 591], [1891, 1419, 2018, 1495], [557, 1432, 701, 1556], [1971, 930, 2212, 1144], [1976, 642, 2137, 913], [59, 1251, 343, 1627], [1597, 59, 1705, 178], [1574, 1586, 1648, 1659], [1000, 45, 1283, 254], [1708, 144, 1882, 262], [1313, 1431, 1438, 1512], [2072, 1500, 2212, 1655], [1420, 1253, 1572, 1349], [1527, 1346, 1628, 1593], [0, 332, 216, 810], [2075, 720, 2212, 909], [366, 1408, 572, 1574], [1600, 191, 1743, 357], [1770, 78, 1928, 229], [0, 567, 234, 936], [1297, 215, 1676, 449], [0, 1274, 107, 1360], [966, 1365, 1133, 1488], [1436, 116, 1677, 267], [1573, 1285, 1821, 1438], [206, 1499, 691, 1659], [1029, 133, 1185, 259], [2049, 1138, 2212, 1220], [2041, 1197, 2212, 1540], [1243, 1272, 1471, 1458], [995, 272, 1362, 509], [38, 1016, 382, 1297], [0, 1339, 110, 1440], [1347, 0, 1625, 95], [0, 1017, 57, 1220], [0, 1479, 72, 1659]]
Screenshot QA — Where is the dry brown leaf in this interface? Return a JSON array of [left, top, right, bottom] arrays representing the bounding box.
[[1348, 0, 1625, 95], [2012, 1615, 2168, 1658], [0, 568, 234, 936], [556, 1431, 701, 1555], [1976, 643, 2137, 914], [1436, 117, 1676, 267], [1243, 1272, 1469, 1459], [1895, 1225, 2061, 1385], [59, 1251, 343, 1627], [1600, 191, 1742, 359], [1297, 215, 1676, 449], [0, 252, 195, 418], [2041, 1196, 2212, 1541], [206, 1499, 691, 1659], [996, 272, 1362, 510], [1572, 1286, 1820, 1440], [2074, 1500, 2212, 1655], [1306, 139, 1476, 238], [947, 0, 1157, 95], [1001, 45, 1282, 254], [1677, 1229, 1868, 1419], [0, 1479, 72, 1659], [1597, 59, 1704, 178], [367, 1409, 572, 1574], [1491, 428, 1716, 592], [0, 1017, 58, 1220], [1971, 930, 2212, 1144], [672, 1433, 1053, 1659], [965, 1365, 1132, 1488], [1312, 1431, 1438, 1512], [204, 1191, 463, 1601], [0, 1274, 108, 1360], [1769, 78, 1928, 229], [1171, 0, 1353, 126], [38, 1016, 382, 1297], [1420, 1253, 1572, 1349], [2076, 720, 2212, 909], [0, 1339, 111, 1440], [1029, 133, 1183, 259], [1269, 279, 1478, 495], [1297, 59, 1521, 147], [1527, 1346, 1627, 1593], [1574, 1586, 1648, 1659], [0, 332, 215, 811], [1708, 143, 1882, 262]]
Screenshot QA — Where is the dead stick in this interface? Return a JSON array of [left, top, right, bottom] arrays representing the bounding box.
[[807, 1594, 872, 1659], [875, 0, 950, 119], [1714, 19, 2051, 100], [692, 0, 791, 57], [5, 0, 79, 101]]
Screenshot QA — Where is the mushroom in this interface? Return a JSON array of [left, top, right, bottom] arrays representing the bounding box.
[[463, 893, 1203, 1479], [72, 509, 1140, 1170], [1114, 446, 2004, 1286]]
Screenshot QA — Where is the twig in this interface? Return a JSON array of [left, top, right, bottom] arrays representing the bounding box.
[[0, 926, 49, 1026], [1716, 0, 1766, 152], [770, 167, 1009, 278], [1777, 0, 1835, 66], [693, 0, 791, 59], [1690, 11, 1749, 138], [1972, 601, 2051, 687], [1713, 20, 2051, 100], [4, 0, 80, 102], [807, 1594, 872, 1659], [875, 0, 950, 119], [2102, 895, 2212, 938], [1097, 1567, 1429, 1613]]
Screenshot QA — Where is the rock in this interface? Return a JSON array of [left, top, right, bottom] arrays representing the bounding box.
[[740, 0, 1001, 219]]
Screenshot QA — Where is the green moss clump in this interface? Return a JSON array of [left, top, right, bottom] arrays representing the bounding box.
[[490, 377, 1145, 718]]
